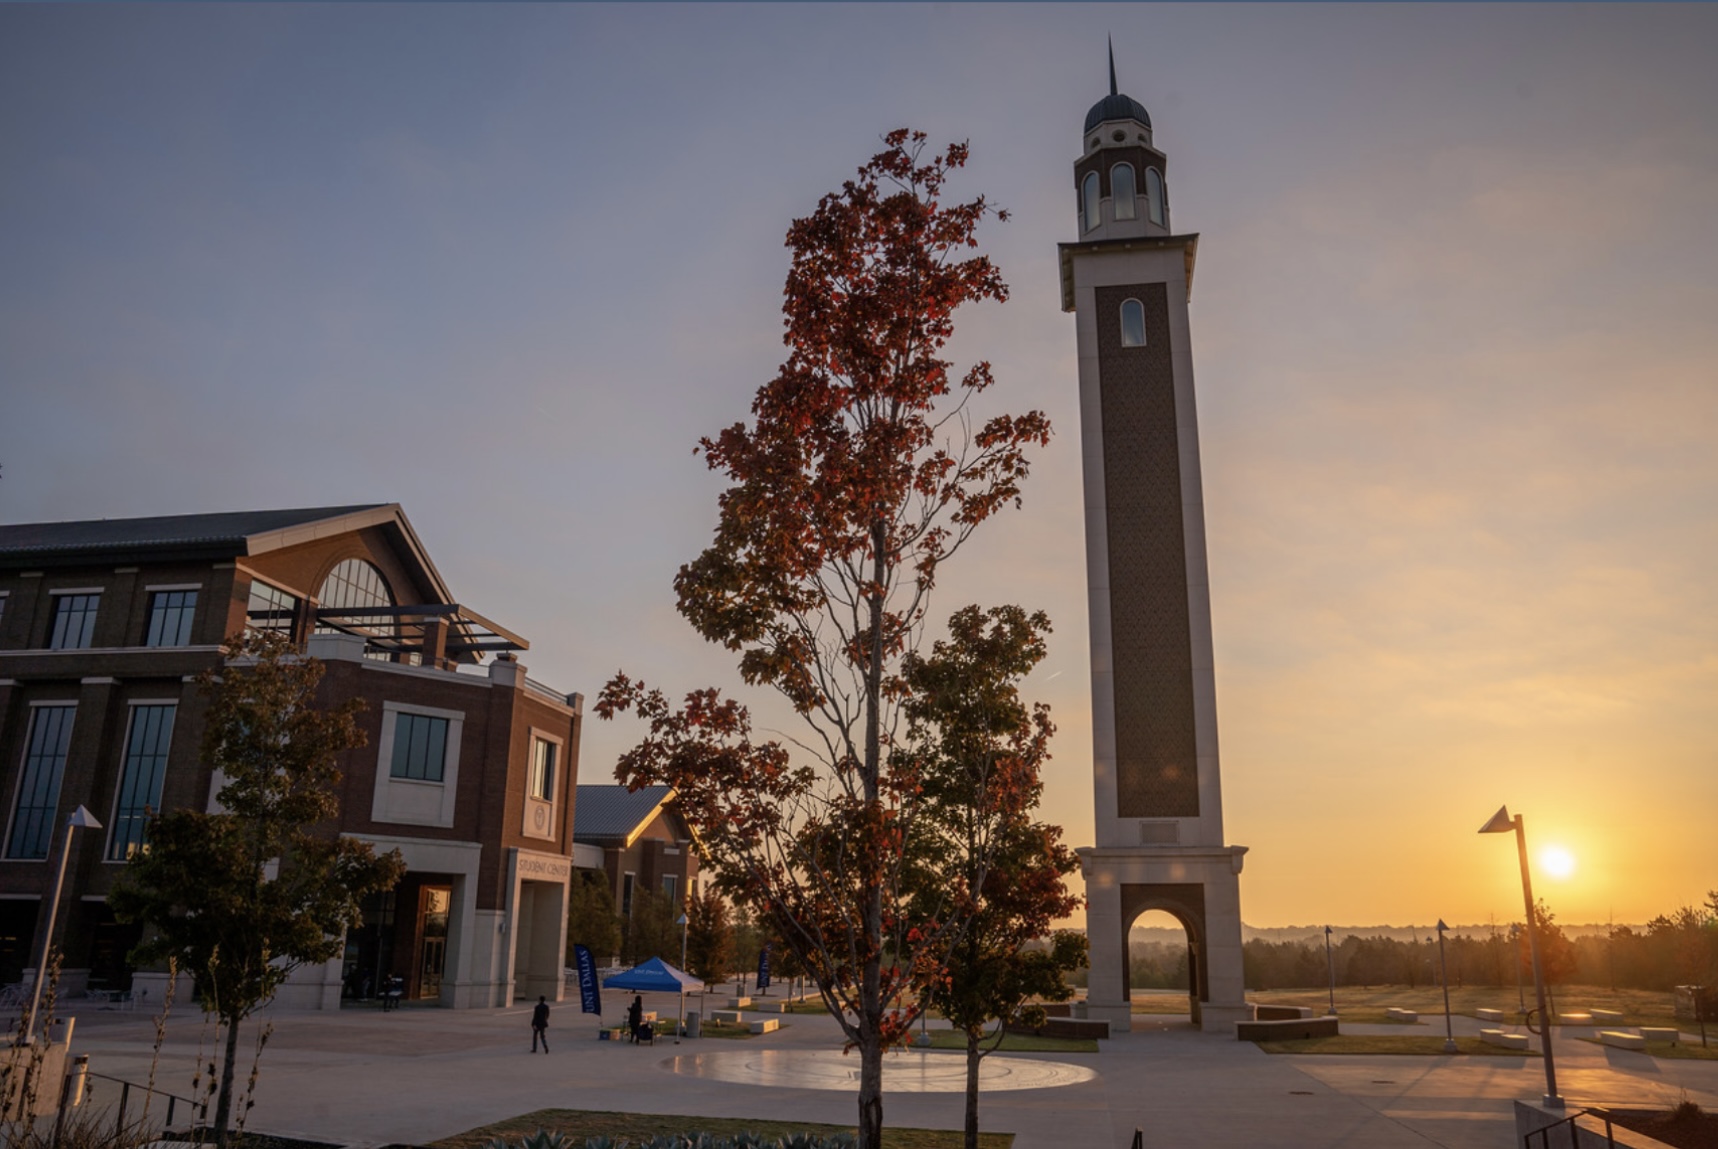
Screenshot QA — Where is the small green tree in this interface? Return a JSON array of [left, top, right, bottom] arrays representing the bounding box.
[[566, 871, 622, 966], [623, 887, 680, 966], [110, 632, 404, 1148], [684, 885, 735, 983]]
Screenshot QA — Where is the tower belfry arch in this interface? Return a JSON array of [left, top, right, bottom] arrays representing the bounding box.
[[1062, 57, 1249, 1033]]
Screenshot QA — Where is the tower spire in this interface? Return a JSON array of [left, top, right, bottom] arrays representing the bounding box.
[[1108, 36, 1118, 97]]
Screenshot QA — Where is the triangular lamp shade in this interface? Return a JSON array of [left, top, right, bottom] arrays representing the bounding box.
[[1478, 806, 1514, 835]]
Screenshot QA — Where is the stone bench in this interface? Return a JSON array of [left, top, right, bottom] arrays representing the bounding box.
[[1385, 1008, 1418, 1023], [1599, 1030, 1645, 1051], [1481, 1029, 1530, 1050], [754, 999, 792, 1013], [1641, 1027, 1680, 1043], [1236, 1016, 1339, 1042], [710, 1009, 744, 1025], [1254, 1005, 1315, 1021], [1475, 1008, 1506, 1023], [748, 1018, 780, 1034], [1590, 1008, 1625, 1024], [1559, 1012, 1591, 1025], [726, 997, 752, 1009]]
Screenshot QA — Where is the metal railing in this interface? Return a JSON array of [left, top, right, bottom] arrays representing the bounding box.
[[1523, 1106, 1614, 1148], [81, 1069, 211, 1138]]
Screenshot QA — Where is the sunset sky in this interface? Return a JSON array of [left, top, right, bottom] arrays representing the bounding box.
[[3, 5, 1714, 930]]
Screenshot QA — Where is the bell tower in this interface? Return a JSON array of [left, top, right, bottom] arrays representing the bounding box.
[[1063, 53, 1249, 1033]]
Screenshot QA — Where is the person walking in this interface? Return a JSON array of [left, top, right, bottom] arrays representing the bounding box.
[[531, 995, 551, 1053], [627, 994, 644, 1044]]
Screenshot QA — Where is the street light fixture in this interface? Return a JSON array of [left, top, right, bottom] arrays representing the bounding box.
[[1324, 925, 1337, 1017], [1480, 805, 1561, 1109], [22, 806, 102, 1045], [1435, 919, 1457, 1053]]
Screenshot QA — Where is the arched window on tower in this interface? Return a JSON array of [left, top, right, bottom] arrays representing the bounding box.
[[1146, 167, 1165, 226], [1082, 171, 1101, 233], [1120, 298, 1146, 348], [1111, 163, 1137, 220]]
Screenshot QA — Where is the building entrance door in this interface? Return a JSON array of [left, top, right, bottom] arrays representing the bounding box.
[[415, 886, 451, 1000]]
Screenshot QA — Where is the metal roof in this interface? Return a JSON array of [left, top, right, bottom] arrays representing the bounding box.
[[0, 505, 389, 557], [1085, 92, 1152, 133], [573, 784, 676, 845]]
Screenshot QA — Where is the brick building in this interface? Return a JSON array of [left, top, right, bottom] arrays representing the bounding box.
[[0, 504, 587, 1009], [571, 785, 698, 919]]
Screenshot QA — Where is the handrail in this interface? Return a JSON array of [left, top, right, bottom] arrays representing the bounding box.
[[82, 1069, 212, 1136], [1523, 1106, 1613, 1148]]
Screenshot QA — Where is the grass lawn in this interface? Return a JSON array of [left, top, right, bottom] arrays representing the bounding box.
[[920, 1029, 1099, 1054], [1574, 1037, 1718, 1061], [1248, 985, 1690, 1032], [1254, 1034, 1539, 1057], [428, 1109, 1013, 1149], [1130, 994, 1192, 1015], [698, 1019, 765, 1039]]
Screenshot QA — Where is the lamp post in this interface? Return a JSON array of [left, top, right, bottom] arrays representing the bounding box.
[[1324, 925, 1337, 1016], [1435, 919, 1457, 1053], [22, 806, 102, 1046], [1480, 805, 1561, 1109], [676, 911, 689, 1045]]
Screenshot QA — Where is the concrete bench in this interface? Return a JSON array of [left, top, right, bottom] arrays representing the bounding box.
[[726, 996, 752, 1009], [1640, 1027, 1680, 1043], [754, 999, 791, 1013], [1475, 1008, 1506, 1023], [1599, 1030, 1645, 1051], [1385, 1008, 1418, 1023], [1559, 1012, 1591, 1025], [1236, 1016, 1339, 1042], [1254, 1005, 1315, 1021], [710, 1009, 744, 1025], [1481, 1029, 1530, 1050], [1590, 1008, 1625, 1024], [748, 1018, 780, 1034]]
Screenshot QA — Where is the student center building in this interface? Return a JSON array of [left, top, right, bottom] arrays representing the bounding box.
[[0, 503, 599, 1009]]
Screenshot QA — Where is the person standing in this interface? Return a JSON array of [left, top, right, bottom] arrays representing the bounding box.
[[627, 994, 644, 1044], [531, 995, 551, 1053]]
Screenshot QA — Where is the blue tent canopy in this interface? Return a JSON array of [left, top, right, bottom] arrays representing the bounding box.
[[602, 956, 704, 993]]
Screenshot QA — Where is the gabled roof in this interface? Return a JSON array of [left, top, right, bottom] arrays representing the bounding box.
[[573, 784, 677, 847], [0, 504, 456, 602]]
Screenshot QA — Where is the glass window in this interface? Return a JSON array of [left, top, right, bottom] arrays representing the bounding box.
[[622, 873, 636, 917], [109, 705, 175, 860], [1121, 298, 1147, 348], [1082, 171, 1101, 233], [662, 874, 679, 906], [8, 705, 75, 859], [529, 737, 557, 801], [317, 559, 396, 661], [246, 580, 299, 637], [1146, 167, 1165, 226], [49, 594, 99, 650], [389, 712, 449, 782], [145, 590, 198, 648], [1111, 163, 1137, 220]]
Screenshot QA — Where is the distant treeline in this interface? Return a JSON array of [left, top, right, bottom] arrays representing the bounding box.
[[1086, 893, 1718, 993]]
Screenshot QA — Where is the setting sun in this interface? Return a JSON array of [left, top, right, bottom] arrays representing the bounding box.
[[1539, 845, 1577, 881]]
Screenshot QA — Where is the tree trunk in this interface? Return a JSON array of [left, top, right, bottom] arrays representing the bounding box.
[[213, 1013, 241, 1148], [855, 517, 888, 1149], [965, 1028, 982, 1149]]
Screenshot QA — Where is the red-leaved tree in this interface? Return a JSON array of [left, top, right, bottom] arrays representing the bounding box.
[[597, 130, 1049, 1149]]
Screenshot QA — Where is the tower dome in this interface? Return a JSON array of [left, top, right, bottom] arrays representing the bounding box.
[[1084, 91, 1151, 133]]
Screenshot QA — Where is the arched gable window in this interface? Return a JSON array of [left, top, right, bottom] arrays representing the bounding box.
[[1082, 171, 1101, 233], [1120, 298, 1147, 348], [1145, 167, 1165, 226], [1111, 163, 1137, 220], [317, 558, 398, 661]]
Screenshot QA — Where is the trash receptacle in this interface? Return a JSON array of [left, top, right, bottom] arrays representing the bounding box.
[[686, 1011, 702, 1039]]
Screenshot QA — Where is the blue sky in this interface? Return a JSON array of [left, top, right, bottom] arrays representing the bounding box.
[[4, 4, 1715, 926]]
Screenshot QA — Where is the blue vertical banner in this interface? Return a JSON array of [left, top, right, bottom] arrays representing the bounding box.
[[756, 943, 771, 992], [573, 944, 601, 1015]]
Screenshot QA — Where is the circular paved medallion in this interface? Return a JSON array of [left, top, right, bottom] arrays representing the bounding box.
[[669, 1048, 1096, 1093]]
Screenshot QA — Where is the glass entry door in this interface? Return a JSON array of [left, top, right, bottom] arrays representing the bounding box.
[[415, 886, 451, 1000]]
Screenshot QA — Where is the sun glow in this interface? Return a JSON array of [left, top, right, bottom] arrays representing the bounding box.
[[1539, 845, 1577, 880]]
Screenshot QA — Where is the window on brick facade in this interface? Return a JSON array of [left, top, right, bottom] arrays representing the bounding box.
[[49, 593, 99, 650], [389, 712, 449, 782], [145, 590, 197, 647], [109, 704, 175, 860], [1120, 298, 1147, 348], [246, 580, 299, 637], [622, 872, 636, 917], [662, 874, 678, 906], [317, 558, 397, 662], [529, 737, 557, 801], [7, 705, 76, 859]]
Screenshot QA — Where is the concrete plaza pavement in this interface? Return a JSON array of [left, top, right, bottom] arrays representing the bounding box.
[[52, 995, 1718, 1149]]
